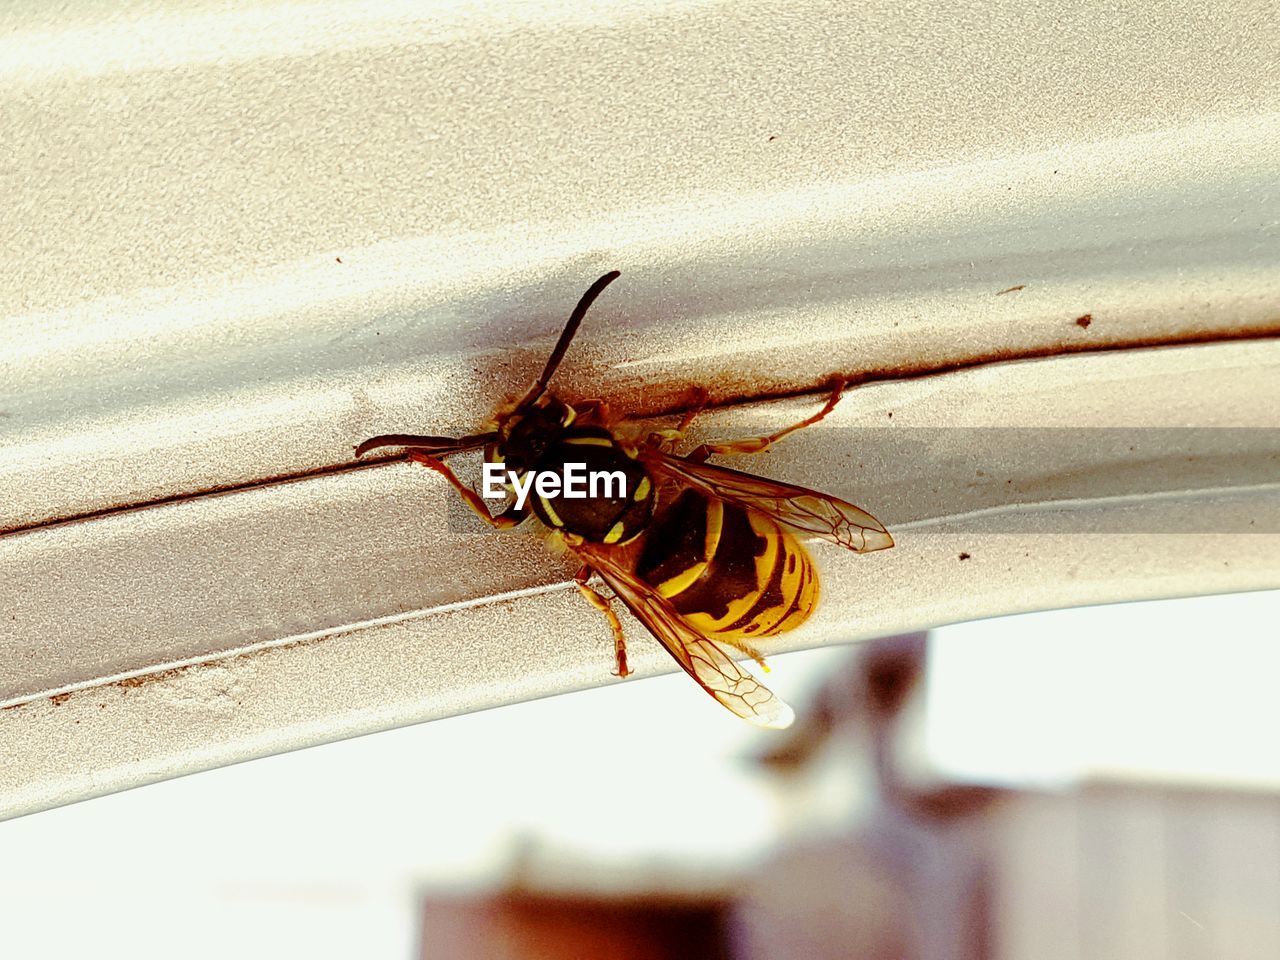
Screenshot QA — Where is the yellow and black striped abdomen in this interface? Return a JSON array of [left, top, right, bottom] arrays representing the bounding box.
[[635, 488, 819, 642]]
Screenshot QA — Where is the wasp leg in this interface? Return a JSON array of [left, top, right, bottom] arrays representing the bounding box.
[[645, 387, 711, 452], [570, 398, 614, 426], [574, 565, 631, 677], [687, 378, 845, 463], [721, 637, 772, 673], [676, 386, 710, 433], [407, 451, 525, 529]]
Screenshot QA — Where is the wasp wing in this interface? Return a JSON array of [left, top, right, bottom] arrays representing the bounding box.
[[645, 453, 894, 554], [573, 543, 795, 729]]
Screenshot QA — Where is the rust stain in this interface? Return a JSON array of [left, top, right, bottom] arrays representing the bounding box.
[[4, 632, 331, 714], [959, 552, 972, 561], [1076, 313, 1093, 329], [995, 285, 1026, 296], [116, 669, 182, 690], [109, 631, 329, 691]]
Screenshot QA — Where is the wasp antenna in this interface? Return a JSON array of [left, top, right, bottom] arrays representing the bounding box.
[[516, 270, 621, 411], [354, 432, 495, 459]]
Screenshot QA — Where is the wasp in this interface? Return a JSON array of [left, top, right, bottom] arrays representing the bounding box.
[[356, 271, 893, 728]]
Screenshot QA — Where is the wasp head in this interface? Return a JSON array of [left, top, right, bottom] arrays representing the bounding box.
[[494, 394, 575, 473]]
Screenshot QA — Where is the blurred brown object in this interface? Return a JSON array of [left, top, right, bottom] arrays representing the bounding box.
[[418, 891, 729, 960]]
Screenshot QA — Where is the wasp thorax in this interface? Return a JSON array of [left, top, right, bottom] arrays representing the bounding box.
[[487, 399, 655, 545]]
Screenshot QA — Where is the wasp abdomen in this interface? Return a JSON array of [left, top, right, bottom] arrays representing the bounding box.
[[636, 489, 818, 641]]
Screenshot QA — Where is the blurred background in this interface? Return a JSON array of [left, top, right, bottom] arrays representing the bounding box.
[[3, 588, 1278, 960]]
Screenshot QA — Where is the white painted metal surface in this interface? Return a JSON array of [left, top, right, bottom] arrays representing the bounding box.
[[2, 0, 1278, 818]]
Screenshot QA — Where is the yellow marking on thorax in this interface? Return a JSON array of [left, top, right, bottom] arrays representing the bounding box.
[[562, 436, 614, 447], [603, 521, 626, 544], [633, 477, 651, 501], [539, 496, 565, 527]]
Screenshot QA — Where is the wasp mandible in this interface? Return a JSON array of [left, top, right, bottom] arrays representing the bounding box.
[[356, 271, 893, 728]]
